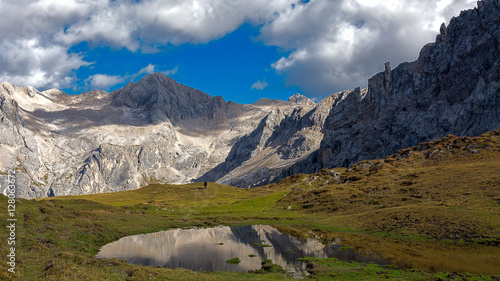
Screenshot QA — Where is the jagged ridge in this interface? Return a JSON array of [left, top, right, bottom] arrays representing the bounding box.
[[0, 0, 499, 198]]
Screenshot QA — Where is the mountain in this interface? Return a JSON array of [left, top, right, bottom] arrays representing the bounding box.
[[110, 73, 228, 125], [1, 0, 499, 199], [273, 0, 500, 179], [0, 73, 324, 198], [277, 128, 500, 242]]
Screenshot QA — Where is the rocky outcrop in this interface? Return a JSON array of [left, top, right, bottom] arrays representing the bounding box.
[[287, 93, 314, 105], [313, 0, 500, 169], [197, 100, 327, 187]]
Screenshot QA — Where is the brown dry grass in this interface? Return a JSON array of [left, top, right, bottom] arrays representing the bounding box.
[[278, 130, 500, 241]]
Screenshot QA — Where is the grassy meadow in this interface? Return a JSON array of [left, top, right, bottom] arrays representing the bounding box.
[[1, 130, 499, 280]]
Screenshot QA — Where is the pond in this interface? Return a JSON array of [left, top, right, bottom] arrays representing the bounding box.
[[96, 225, 392, 275]]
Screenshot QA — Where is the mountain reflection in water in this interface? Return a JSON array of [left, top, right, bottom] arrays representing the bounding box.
[[96, 225, 391, 274]]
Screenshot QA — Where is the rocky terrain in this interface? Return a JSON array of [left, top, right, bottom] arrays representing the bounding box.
[[1, 0, 499, 198], [0, 73, 324, 198], [274, 0, 500, 179]]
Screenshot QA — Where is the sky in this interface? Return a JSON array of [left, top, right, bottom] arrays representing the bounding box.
[[0, 0, 477, 104]]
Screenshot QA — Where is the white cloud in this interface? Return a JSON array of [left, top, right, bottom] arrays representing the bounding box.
[[251, 80, 269, 90], [163, 66, 179, 76], [0, 0, 297, 90], [86, 74, 125, 90], [0, 0, 479, 96], [272, 49, 309, 71], [0, 38, 90, 89], [138, 64, 156, 75], [53, 0, 298, 49], [261, 0, 477, 97]]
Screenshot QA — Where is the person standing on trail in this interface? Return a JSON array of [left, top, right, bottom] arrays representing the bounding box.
[[204, 182, 207, 189]]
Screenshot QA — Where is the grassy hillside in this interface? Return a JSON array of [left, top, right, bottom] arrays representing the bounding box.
[[278, 130, 500, 241], [1, 130, 499, 280]]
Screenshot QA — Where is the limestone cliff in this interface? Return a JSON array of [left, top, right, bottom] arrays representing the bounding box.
[[0, 0, 499, 198], [314, 0, 500, 169], [0, 74, 322, 198]]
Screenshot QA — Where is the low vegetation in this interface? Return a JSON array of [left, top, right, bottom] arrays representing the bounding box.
[[226, 258, 241, 264], [1, 130, 499, 280]]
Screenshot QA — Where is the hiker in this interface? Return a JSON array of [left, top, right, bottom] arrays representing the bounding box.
[[204, 181, 207, 189]]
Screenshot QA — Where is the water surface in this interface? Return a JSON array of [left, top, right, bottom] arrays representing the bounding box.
[[96, 225, 391, 274]]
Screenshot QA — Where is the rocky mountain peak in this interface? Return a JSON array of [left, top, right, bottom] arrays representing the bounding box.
[[315, 0, 500, 169], [287, 93, 314, 105], [111, 72, 227, 125]]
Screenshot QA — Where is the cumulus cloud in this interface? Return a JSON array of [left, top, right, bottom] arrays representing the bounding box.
[[0, 0, 97, 90], [251, 80, 269, 90], [0, 0, 478, 96], [261, 0, 477, 97], [163, 66, 179, 76], [86, 74, 125, 90], [0, 0, 298, 90], [138, 64, 156, 75], [0, 38, 89, 89], [53, 0, 298, 49]]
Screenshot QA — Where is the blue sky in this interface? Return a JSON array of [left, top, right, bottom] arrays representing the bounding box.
[[0, 0, 477, 104], [69, 23, 299, 104]]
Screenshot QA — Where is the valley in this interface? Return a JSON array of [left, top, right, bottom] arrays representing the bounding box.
[[0, 1, 499, 280], [1, 130, 499, 280]]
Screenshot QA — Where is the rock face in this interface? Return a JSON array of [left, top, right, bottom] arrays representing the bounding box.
[[287, 93, 314, 105], [1, 0, 499, 198], [313, 0, 500, 170], [111, 74, 228, 125], [0, 74, 326, 198], [197, 97, 329, 187]]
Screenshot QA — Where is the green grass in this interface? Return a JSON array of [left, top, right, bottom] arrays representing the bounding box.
[[1, 130, 500, 280], [297, 257, 496, 281], [226, 257, 241, 264]]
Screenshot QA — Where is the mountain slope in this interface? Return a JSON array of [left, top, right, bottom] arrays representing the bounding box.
[[200, 0, 500, 186], [280, 129, 500, 241], [270, 0, 500, 181], [1, 0, 499, 198], [0, 75, 323, 198], [316, 0, 500, 169], [7, 129, 498, 279], [110, 73, 227, 125]]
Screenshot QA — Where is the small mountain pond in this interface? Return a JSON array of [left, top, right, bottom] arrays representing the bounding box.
[[96, 225, 391, 276], [96, 225, 500, 276]]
